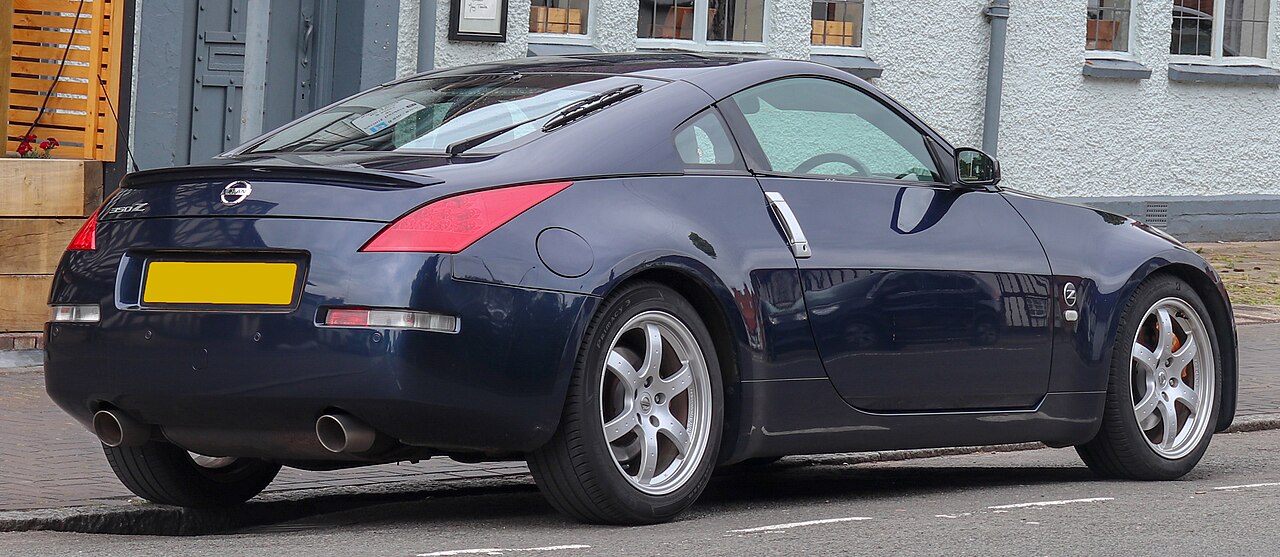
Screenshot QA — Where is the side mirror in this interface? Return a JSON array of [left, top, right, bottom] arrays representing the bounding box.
[[955, 148, 1001, 187]]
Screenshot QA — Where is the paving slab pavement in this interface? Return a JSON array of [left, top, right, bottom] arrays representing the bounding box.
[[2, 321, 1278, 514]]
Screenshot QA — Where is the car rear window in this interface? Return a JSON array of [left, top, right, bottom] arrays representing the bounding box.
[[240, 73, 661, 155]]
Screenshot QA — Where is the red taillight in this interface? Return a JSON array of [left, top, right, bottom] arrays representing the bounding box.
[[326, 308, 371, 327], [360, 182, 573, 253], [66, 207, 101, 251]]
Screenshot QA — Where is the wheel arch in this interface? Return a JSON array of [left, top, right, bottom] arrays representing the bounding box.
[[602, 261, 750, 464], [1140, 262, 1239, 432]]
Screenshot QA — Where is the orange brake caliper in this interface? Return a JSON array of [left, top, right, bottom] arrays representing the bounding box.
[[1170, 331, 1191, 383]]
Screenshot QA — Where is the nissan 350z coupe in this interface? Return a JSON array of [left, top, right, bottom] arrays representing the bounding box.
[[46, 53, 1238, 525]]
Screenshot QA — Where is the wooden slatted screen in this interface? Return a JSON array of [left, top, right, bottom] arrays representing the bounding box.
[[6, 0, 124, 161]]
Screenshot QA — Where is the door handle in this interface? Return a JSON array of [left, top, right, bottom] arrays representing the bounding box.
[[765, 192, 812, 259]]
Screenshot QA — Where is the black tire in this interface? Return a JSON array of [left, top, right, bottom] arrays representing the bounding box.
[[528, 282, 724, 525], [104, 442, 281, 508], [1076, 275, 1222, 480]]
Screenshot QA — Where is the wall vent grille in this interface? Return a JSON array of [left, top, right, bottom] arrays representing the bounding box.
[[1144, 201, 1170, 227]]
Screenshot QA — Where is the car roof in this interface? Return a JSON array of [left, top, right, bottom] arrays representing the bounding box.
[[417, 52, 763, 82]]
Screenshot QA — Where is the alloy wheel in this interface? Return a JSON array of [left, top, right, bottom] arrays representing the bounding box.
[[1130, 297, 1215, 460], [599, 311, 713, 496]]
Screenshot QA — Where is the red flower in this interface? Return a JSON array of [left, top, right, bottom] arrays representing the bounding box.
[[39, 141, 50, 150], [16, 143, 32, 155], [24, 134, 36, 142], [46, 137, 59, 147]]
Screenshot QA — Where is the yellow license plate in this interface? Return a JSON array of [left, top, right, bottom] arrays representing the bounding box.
[[143, 262, 298, 306]]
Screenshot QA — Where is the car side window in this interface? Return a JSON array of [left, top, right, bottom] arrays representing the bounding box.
[[674, 109, 738, 168], [729, 78, 941, 183]]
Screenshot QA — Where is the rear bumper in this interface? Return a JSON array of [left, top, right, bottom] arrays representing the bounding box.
[[46, 268, 594, 462]]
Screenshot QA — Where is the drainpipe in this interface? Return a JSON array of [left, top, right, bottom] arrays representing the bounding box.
[[417, 0, 436, 73], [982, 0, 1010, 156], [239, 0, 271, 142]]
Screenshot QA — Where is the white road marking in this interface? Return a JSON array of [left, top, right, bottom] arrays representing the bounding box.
[[727, 516, 872, 534], [987, 497, 1114, 510], [935, 513, 972, 519], [417, 545, 591, 556], [1213, 482, 1280, 491]]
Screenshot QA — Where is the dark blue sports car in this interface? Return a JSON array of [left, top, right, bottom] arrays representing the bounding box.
[[46, 53, 1237, 525]]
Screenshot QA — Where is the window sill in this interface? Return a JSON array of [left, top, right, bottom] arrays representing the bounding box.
[[528, 33, 593, 46], [526, 42, 600, 57], [1083, 58, 1152, 80], [1168, 64, 1280, 86], [809, 53, 883, 80], [635, 39, 769, 55]]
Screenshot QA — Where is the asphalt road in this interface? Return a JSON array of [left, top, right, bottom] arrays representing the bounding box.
[[3, 429, 1279, 556]]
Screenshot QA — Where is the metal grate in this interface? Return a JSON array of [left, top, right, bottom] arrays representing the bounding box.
[[1144, 201, 1170, 228]]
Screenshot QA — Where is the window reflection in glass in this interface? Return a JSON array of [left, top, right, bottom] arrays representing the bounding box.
[[731, 78, 942, 183], [707, 0, 765, 42], [637, 0, 763, 42], [1086, 0, 1131, 52], [1171, 2, 1214, 55], [529, 0, 589, 35], [638, 0, 696, 39], [812, 0, 863, 47], [1223, 0, 1270, 58]]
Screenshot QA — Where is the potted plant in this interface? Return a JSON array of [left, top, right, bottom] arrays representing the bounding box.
[[15, 135, 60, 159]]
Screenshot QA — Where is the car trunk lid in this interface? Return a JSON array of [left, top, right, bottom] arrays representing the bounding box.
[[102, 160, 446, 223]]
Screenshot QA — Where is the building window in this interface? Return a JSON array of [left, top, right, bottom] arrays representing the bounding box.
[[1172, 0, 1271, 59], [530, 0, 588, 35], [1086, 0, 1131, 52], [812, 0, 863, 47], [1224, 0, 1271, 58], [638, 0, 765, 42]]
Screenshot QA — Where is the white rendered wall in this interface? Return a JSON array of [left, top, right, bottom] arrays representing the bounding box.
[[424, 0, 1280, 197]]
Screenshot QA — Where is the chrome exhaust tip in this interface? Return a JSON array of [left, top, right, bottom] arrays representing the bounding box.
[[93, 409, 150, 448], [316, 413, 377, 454]]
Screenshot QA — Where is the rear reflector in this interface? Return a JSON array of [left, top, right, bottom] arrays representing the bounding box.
[[66, 207, 101, 251], [322, 308, 460, 334], [360, 181, 573, 253], [51, 305, 101, 323]]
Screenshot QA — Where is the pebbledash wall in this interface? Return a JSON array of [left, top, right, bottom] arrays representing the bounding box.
[[385, 0, 1280, 241], [124, 0, 1280, 241]]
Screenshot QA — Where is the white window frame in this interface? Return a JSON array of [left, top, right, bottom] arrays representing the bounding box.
[[809, 0, 870, 57], [1085, 0, 1139, 61], [1170, 0, 1276, 67], [527, 0, 594, 45], [634, 0, 771, 54]]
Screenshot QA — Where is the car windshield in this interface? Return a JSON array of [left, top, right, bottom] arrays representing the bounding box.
[[240, 73, 659, 155]]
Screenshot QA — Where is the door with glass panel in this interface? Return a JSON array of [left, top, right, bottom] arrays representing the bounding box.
[[720, 77, 1055, 412]]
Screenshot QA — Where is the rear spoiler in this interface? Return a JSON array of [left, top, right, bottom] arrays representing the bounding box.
[[122, 164, 444, 190]]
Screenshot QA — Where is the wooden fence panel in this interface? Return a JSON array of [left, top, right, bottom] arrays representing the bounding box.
[[5, 0, 124, 161]]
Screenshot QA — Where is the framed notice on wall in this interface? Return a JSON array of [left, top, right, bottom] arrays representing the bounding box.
[[449, 0, 509, 42]]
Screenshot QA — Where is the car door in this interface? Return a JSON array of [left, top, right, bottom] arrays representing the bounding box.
[[719, 76, 1054, 412]]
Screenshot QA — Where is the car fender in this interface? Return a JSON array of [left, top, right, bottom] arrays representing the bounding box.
[[1002, 192, 1238, 433]]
